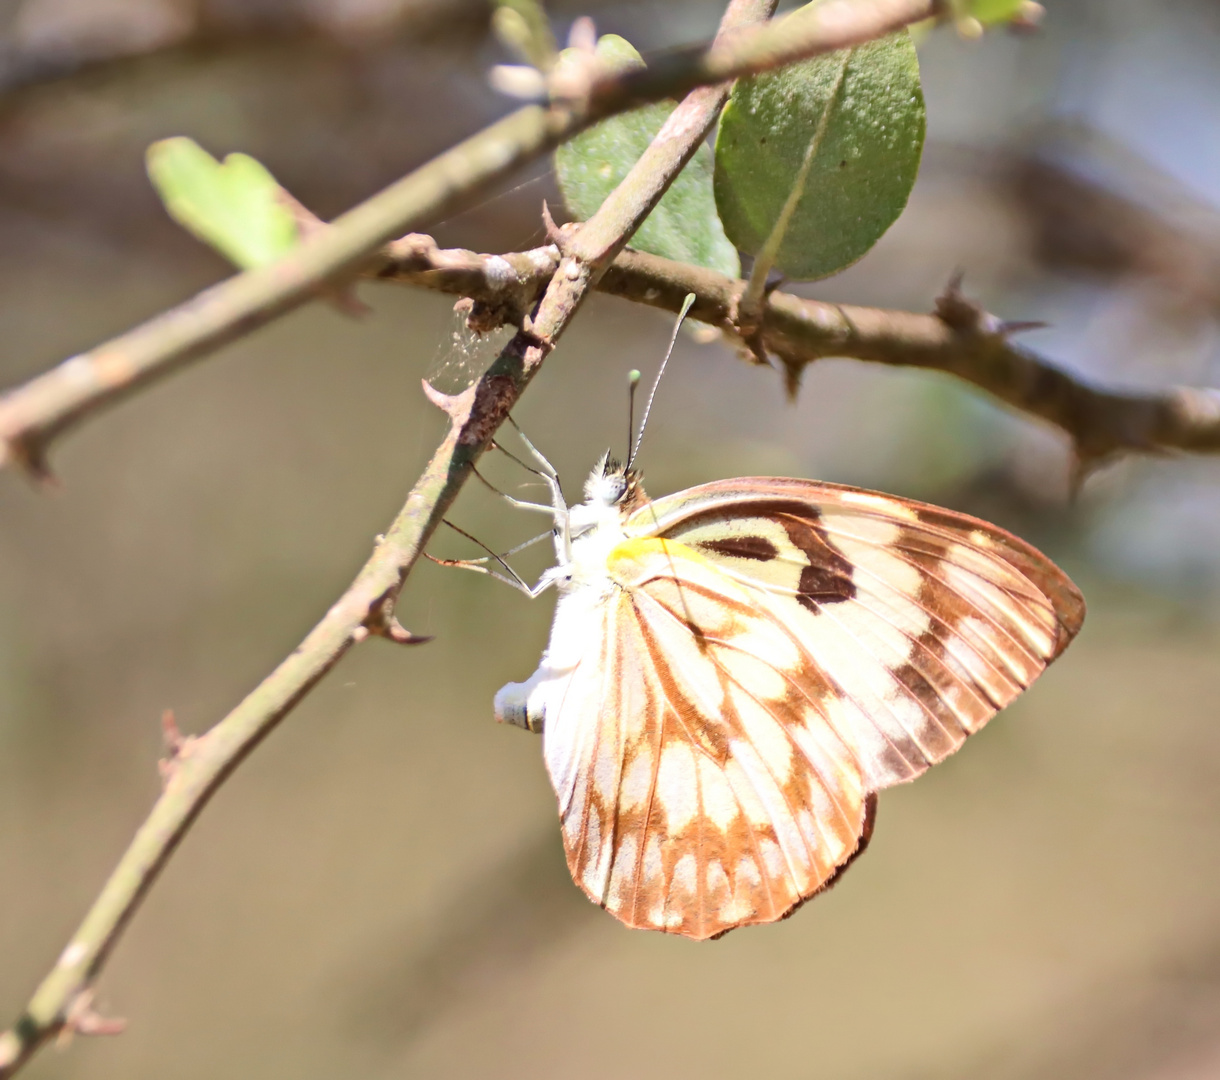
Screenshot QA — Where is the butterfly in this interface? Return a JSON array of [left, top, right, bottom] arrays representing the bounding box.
[[489, 446, 1084, 940]]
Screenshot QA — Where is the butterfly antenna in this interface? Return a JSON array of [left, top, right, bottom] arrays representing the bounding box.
[[629, 293, 696, 469], [626, 369, 641, 464]]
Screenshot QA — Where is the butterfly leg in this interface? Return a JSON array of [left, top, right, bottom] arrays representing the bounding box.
[[500, 417, 574, 565], [429, 521, 555, 596]]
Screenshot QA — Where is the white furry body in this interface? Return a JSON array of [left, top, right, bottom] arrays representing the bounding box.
[[493, 459, 630, 734]]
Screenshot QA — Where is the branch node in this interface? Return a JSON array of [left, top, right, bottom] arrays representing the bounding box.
[[381, 233, 440, 275], [726, 284, 772, 368]]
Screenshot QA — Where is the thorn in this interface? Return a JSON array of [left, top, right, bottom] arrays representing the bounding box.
[[781, 357, 804, 402], [541, 200, 566, 248], [422, 378, 464, 417], [996, 319, 1049, 337], [1067, 442, 1115, 500], [158, 710, 196, 787], [161, 709, 184, 756], [935, 271, 1029, 336], [57, 990, 126, 1047], [731, 324, 769, 368], [5, 434, 57, 485], [362, 599, 432, 646], [376, 617, 432, 646], [1065, 446, 1100, 502], [762, 273, 787, 299], [934, 270, 978, 330], [325, 287, 373, 318]]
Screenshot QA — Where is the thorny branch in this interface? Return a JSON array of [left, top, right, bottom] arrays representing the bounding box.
[[599, 251, 1220, 466], [0, 0, 788, 1074], [0, 0, 938, 478], [10, 1, 1209, 1073], [372, 236, 1220, 465]]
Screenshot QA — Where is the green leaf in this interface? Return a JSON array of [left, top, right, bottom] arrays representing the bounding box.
[[553, 36, 741, 280], [713, 23, 925, 281], [146, 137, 299, 269], [960, 0, 1027, 25], [492, 0, 557, 71]]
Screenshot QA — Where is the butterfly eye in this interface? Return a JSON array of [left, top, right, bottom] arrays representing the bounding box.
[[584, 463, 629, 505]]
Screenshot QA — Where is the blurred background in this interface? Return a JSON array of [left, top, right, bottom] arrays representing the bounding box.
[[2, 0, 1220, 1077]]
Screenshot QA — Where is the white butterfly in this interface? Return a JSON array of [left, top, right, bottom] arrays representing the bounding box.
[[488, 441, 1084, 940]]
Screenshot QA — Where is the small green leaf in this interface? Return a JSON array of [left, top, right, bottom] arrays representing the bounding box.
[[146, 137, 299, 269], [492, 0, 557, 71], [960, 0, 1027, 25], [554, 35, 741, 280], [713, 22, 925, 281]]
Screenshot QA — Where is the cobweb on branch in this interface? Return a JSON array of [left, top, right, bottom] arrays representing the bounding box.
[[424, 309, 513, 395]]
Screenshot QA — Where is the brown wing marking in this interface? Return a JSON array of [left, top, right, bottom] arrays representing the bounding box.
[[546, 482, 1084, 937], [546, 575, 871, 940], [649, 494, 1081, 788]]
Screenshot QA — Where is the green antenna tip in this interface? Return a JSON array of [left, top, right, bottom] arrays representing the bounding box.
[[628, 369, 641, 386]]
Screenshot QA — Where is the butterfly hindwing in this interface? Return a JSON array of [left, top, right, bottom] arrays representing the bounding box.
[[543, 540, 874, 939]]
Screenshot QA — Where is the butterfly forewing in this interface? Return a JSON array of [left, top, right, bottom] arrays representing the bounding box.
[[629, 480, 1082, 790]]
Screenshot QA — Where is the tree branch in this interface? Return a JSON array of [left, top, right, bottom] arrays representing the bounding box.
[[365, 237, 1220, 464], [0, 0, 939, 477], [597, 250, 1220, 464], [0, 0, 795, 1073]]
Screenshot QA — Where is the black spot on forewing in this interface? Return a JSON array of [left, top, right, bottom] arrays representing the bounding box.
[[756, 501, 856, 610], [796, 559, 855, 609], [665, 498, 856, 610], [698, 535, 780, 562]]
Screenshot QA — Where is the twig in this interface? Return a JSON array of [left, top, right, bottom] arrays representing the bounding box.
[[365, 238, 1220, 465], [0, 0, 798, 1073], [0, 392, 469, 1079], [0, 0, 939, 477], [595, 249, 1220, 465]]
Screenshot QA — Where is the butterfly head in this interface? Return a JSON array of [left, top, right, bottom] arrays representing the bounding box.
[[584, 450, 646, 513]]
